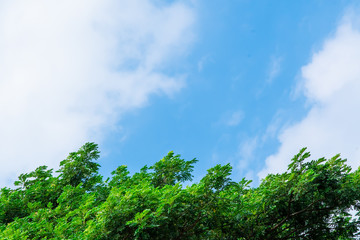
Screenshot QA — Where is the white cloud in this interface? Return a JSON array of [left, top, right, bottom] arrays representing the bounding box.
[[227, 111, 244, 126], [197, 54, 212, 72], [235, 136, 260, 185], [215, 110, 244, 128], [237, 137, 258, 170], [259, 12, 360, 180], [266, 56, 282, 83], [0, 0, 195, 186], [221, 110, 243, 127]]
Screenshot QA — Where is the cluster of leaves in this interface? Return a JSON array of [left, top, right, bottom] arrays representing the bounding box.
[[1, 143, 360, 239]]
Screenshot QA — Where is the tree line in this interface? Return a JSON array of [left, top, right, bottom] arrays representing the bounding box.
[[0, 142, 359, 239]]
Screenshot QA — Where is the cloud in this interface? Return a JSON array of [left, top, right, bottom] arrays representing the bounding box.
[[234, 136, 260, 186], [197, 54, 212, 72], [226, 111, 244, 126], [266, 56, 282, 83], [215, 110, 244, 127], [237, 137, 258, 170], [259, 11, 360, 180], [0, 0, 195, 186]]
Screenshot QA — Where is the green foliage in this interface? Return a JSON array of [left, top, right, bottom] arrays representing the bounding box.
[[149, 151, 198, 187], [57, 142, 101, 191], [1, 144, 360, 239]]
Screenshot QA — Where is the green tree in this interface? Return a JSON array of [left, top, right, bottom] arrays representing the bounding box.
[[1, 143, 360, 239], [149, 151, 198, 187], [57, 142, 102, 191], [237, 148, 360, 239]]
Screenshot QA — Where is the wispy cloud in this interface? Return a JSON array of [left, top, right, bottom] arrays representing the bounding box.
[[234, 136, 259, 185], [259, 11, 360, 180], [226, 111, 244, 126], [197, 54, 212, 72], [215, 110, 244, 127], [0, 0, 195, 186], [266, 55, 282, 84], [237, 137, 258, 169], [256, 55, 283, 97]]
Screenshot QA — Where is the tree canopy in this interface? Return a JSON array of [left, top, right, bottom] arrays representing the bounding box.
[[1, 143, 360, 239]]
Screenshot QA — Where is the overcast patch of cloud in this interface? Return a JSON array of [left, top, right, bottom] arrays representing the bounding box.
[[259, 11, 360, 180], [0, 0, 195, 186]]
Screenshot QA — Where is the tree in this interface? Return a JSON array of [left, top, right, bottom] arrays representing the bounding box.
[[57, 142, 102, 191], [237, 148, 360, 239], [1, 143, 360, 239], [149, 151, 198, 187]]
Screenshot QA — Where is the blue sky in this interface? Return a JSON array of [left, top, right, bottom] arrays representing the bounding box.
[[1, 0, 360, 186]]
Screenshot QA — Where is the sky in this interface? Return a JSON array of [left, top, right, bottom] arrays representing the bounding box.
[[1, 0, 360, 187]]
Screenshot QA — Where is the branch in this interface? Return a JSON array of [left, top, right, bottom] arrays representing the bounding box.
[[270, 198, 323, 233]]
